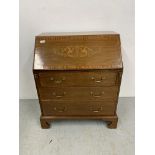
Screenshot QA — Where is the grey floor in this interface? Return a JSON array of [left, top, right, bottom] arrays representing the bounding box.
[[20, 98, 135, 155]]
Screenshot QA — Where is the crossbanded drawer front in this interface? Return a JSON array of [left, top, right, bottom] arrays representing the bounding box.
[[38, 71, 117, 87], [41, 101, 115, 116], [39, 86, 118, 101]]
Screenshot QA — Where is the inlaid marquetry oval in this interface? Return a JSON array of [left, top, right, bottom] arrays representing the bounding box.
[[53, 46, 98, 58]]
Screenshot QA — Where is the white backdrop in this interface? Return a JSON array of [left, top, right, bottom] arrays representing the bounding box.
[[19, 0, 135, 99]]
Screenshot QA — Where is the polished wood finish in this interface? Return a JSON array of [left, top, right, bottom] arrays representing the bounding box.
[[40, 115, 118, 129], [38, 70, 118, 87], [39, 86, 118, 101], [41, 101, 115, 116], [33, 32, 123, 129], [33, 32, 122, 70]]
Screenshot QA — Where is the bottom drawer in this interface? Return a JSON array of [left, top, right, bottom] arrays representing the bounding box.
[[41, 101, 115, 116]]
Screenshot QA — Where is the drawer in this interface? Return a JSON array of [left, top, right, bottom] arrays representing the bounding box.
[[41, 101, 115, 116], [39, 86, 118, 101], [38, 71, 117, 87]]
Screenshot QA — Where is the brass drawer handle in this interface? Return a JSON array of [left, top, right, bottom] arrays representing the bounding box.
[[91, 77, 106, 83], [52, 92, 66, 98], [91, 107, 103, 112], [50, 77, 66, 84], [90, 91, 104, 97], [95, 80, 102, 83], [54, 107, 66, 112]]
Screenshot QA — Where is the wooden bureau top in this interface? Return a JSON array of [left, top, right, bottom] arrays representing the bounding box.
[[33, 32, 123, 70]]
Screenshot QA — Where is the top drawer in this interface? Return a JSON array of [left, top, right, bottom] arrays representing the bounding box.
[[38, 71, 117, 87]]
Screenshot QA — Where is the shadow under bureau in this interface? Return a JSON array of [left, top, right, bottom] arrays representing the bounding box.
[[33, 32, 123, 129]]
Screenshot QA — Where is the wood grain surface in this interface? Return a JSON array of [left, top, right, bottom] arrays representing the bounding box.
[[33, 32, 122, 70], [33, 32, 123, 129]]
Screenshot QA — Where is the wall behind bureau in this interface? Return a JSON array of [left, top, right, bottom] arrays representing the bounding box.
[[19, 0, 135, 99]]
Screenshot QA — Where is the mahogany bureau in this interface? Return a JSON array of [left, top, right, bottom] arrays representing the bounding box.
[[33, 32, 123, 129]]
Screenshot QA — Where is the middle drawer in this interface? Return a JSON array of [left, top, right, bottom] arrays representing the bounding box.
[[39, 86, 118, 101]]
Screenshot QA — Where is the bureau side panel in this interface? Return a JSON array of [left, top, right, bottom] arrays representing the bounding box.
[[114, 69, 123, 114], [33, 71, 44, 115]]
